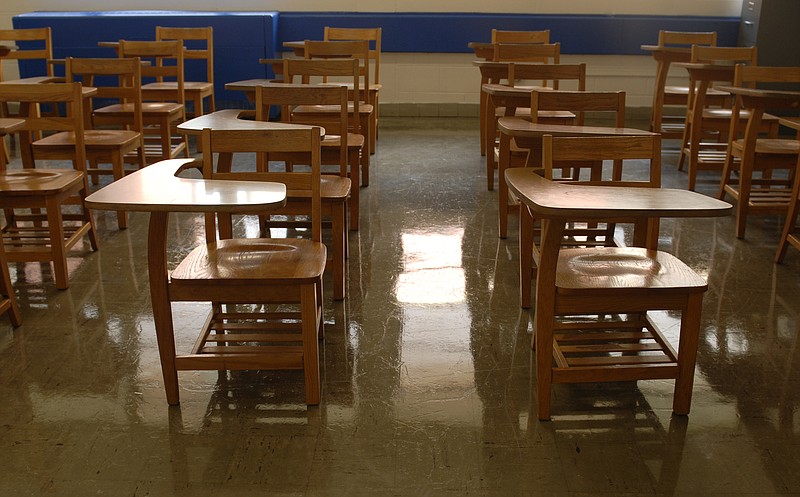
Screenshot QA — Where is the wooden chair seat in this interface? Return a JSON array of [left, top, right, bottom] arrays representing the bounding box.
[[93, 101, 183, 119], [35, 129, 141, 150], [550, 247, 707, 383], [0, 168, 97, 290], [556, 247, 707, 294], [732, 138, 800, 155], [143, 80, 213, 94], [142, 81, 214, 117], [171, 238, 326, 287]]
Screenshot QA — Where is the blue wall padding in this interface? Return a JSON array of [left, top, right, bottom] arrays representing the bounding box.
[[13, 11, 741, 107]]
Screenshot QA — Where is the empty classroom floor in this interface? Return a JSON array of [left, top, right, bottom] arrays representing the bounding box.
[[2, 116, 800, 496]]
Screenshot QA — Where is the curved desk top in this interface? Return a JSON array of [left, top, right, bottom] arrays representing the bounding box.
[[0, 118, 25, 134], [84, 158, 287, 213], [506, 168, 732, 220], [177, 109, 321, 135], [715, 85, 800, 112], [498, 118, 655, 138]]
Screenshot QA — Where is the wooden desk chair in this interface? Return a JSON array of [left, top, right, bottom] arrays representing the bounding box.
[[650, 30, 720, 139], [299, 40, 374, 173], [0, 82, 99, 290], [0, 27, 58, 150], [152, 26, 215, 118], [475, 29, 550, 155], [491, 29, 550, 44], [98, 40, 188, 163], [507, 167, 718, 420], [719, 65, 800, 239], [678, 46, 765, 191], [324, 27, 381, 143], [168, 126, 326, 405], [258, 65, 362, 230], [477, 61, 514, 157], [498, 90, 627, 238], [484, 62, 586, 190], [0, 27, 55, 83], [254, 80, 354, 301], [39, 57, 146, 230], [291, 44, 374, 186]]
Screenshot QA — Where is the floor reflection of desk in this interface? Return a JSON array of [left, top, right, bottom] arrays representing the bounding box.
[[776, 116, 800, 262], [496, 119, 655, 238], [85, 158, 287, 405]]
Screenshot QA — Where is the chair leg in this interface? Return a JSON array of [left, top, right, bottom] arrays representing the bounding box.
[[348, 149, 360, 231], [45, 195, 70, 290], [301, 282, 321, 405], [149, 212, 181, 405], [519, 205, 534, 310], [672, 293, 704, 415], [111, 151, 128, 230], [331, 203, 346, 301], [776, 170, 800, 263], [0, 241, 21, 327]]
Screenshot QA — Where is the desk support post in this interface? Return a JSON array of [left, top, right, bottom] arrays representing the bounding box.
[[534, 217, 565, 421], [148, 211, 180, 405]]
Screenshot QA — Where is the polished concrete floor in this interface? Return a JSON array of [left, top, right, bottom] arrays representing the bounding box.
[[2, 117, 800, 496]]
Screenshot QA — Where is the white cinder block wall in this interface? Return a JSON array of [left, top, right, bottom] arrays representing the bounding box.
[[0, 0, 744, 110]]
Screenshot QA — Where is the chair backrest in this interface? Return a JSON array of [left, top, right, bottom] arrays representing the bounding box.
[[691, 45, 758, 66], [118, 40, 185, 110], [155, 26, 214, 85], [492, 43, 560, 64], [541, 133, 661, 188], [256, 81, 350, 172], [200, 126, 323, 242], [0, 27, 54, 80], [0, 82, 86, 171], [324, 27, 381, 85], [491, 29, 550, 44], [508, 62, 585, 91], [658, 30, 717, 47], [304, 40, 370, 100], [283, 58, 363, 135], [530, 90, 626, 127], [66, 57, 143, 134]]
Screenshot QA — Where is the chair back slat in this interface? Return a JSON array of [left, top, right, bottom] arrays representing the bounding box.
[[200, 126, 323, 241], [324, 27, 381, 84]]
